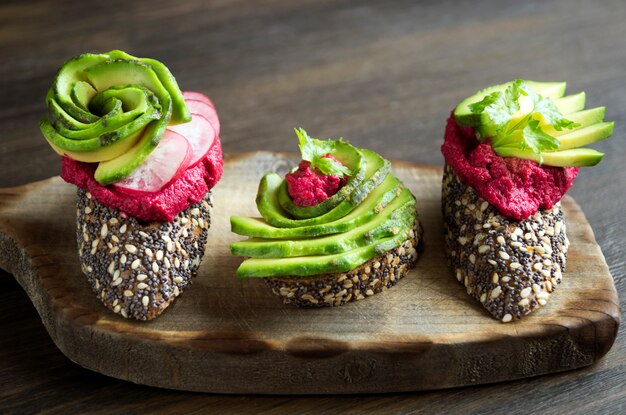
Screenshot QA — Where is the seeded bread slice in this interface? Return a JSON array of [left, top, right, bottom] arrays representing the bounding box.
[[76, 189, 212, 320], [442, 164, 569, 322], [265, 219, 422, 307]]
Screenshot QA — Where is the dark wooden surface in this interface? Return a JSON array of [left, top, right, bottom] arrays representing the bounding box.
[[0, 0, 623, 413]]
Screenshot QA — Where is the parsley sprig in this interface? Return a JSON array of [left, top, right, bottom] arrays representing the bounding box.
[[294, 128, 352, 178], [468, 80, 579, 159]]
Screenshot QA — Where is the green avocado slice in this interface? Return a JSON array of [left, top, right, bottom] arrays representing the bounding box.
[[278, 141, 366, 219], [235, 228, 411, 278], [106, 49, 190, 124], [543, 107, 605, 137], [494, 147, 604, 167], [231, 176, 408, 238], [258, 149, 390, 228], [231, 199, 415, 258], [557, 121, 614, 150]]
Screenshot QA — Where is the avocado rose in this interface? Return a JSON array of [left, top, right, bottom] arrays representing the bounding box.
[[40, 49, 191, 184]]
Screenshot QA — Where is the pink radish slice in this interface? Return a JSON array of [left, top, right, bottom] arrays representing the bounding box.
[[114, 130, 192, 194], [184, 99, 220, 137], [167, 113, 216, 167], [183, 91, 215, 108]]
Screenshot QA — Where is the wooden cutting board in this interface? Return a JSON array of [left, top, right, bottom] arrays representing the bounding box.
[[0, 152, 620, 394]]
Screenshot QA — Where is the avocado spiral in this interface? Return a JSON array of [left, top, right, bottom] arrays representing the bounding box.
[[40, 50, 190, 184]]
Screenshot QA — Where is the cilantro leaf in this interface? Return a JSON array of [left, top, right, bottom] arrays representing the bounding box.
[[469, 80, 527, 137], [521, 119, 560, 154], [294, 128, 352, 178], [529, 92, 579, 131]]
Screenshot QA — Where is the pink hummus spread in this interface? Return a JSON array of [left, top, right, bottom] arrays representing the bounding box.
[[441, 114, 578, 220], [286, 155, 345, 207], [62, 137, 223, 222]]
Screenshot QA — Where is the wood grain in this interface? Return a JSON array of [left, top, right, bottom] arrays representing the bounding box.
[[0, 153, 619, 394], [1, 0, 625, 413]]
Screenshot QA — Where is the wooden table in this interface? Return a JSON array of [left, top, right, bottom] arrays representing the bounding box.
[[1, 0, 623, 413]]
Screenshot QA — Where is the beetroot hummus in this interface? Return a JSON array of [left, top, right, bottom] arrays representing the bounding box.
[[441, 114, 578, 220], [286, 155, 345, 207], [62, 137, 223, 222]]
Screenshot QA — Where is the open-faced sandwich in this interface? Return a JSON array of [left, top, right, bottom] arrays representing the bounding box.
[[40, 50, 223, 320], [230, 129, 423, 306], [441, 80, 613, 322]]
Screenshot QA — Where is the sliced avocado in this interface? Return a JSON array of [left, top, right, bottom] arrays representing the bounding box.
[[51, 53, 110, 124], [543, 107, 605, 136], [494, 147, 604, 167], [235, 229, 410, 278], [454, 81, 567, 127], [260, 149, 390, 228], [233, 198, 415, 258], [106, 49, 190, 124], [553, 92, 586, 115], [231, 177, 408, 238], [556, 121, 614, 150], [278, 141, 367, 219]]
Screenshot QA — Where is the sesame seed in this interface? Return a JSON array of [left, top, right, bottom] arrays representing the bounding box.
[[131, 259, 141, 269], [101, 223, 108, 238], [458, 236, 468, 245], [541, 269, 551, 278], [137, 274, 148, 281], [520, 287, 532, 298], [85, 206, 92, 214], [518, 298, 529, 307], [113, 304, 121, 313], [108, 261, 115, 275], [480, 201, 489, 211], [152, 262, 159, 273], [173, 276, 183, 284], [145, 248, 153, 257], [492, 273, 498, 284], [502, 314, 513, 323], [510, 241, 522, 248], [164, 257, 171, 268], [490, 286, 502, 299], [109, 218, 118, 225], [469, 254, 476, 264], [86, 192, 92, 199], [142, 296, 149, 307], [501, 276, 510, 283], [497, 236, 505, 245], [113, 269, 120, 280], [536, 292, 550, 300], [499, 251, 510, 260], [488, 259, 497, 266], [125, 244, 137, 254], [538, 299, 547, 306], [111, 277, 122, 287], [119, 224, 127, 234], [509, 262, 521, 269], [173, 286, 180, 296], [533, 263, 543, 271], [167, 241, 173, 252], [137, 282, 148, 290], [139, 231, 149, 238], [123, 290, 134, 297], [156, 250, 164, 261], [120, 254, 127, 264], [480, 293, 486, 303], [478, 245, 490, 254], [120, 309, 128, 318], [191, 208, 200, 216]]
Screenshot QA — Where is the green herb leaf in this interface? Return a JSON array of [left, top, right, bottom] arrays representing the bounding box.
[[294, 128, 352, 178], [467, 80, 580, 156], [521, 119, 560, 154], [527, 90, 579, 131]]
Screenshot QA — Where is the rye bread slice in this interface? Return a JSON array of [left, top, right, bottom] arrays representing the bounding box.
[[442, 164, 569, 322], [265, 218, 423, 307], [76, 189, 212, 320]]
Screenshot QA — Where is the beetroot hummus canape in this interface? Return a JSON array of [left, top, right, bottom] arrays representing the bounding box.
[[442, 80, 614, 322], [39, 50, 223, 320], [230, 129, 423, 306]]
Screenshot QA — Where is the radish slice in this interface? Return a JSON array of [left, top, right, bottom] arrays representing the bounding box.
[[184, 99, 220, 137], [183, 91, 215, 108], [114, 130, 192, 193], [167, 113, 216, 167]]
